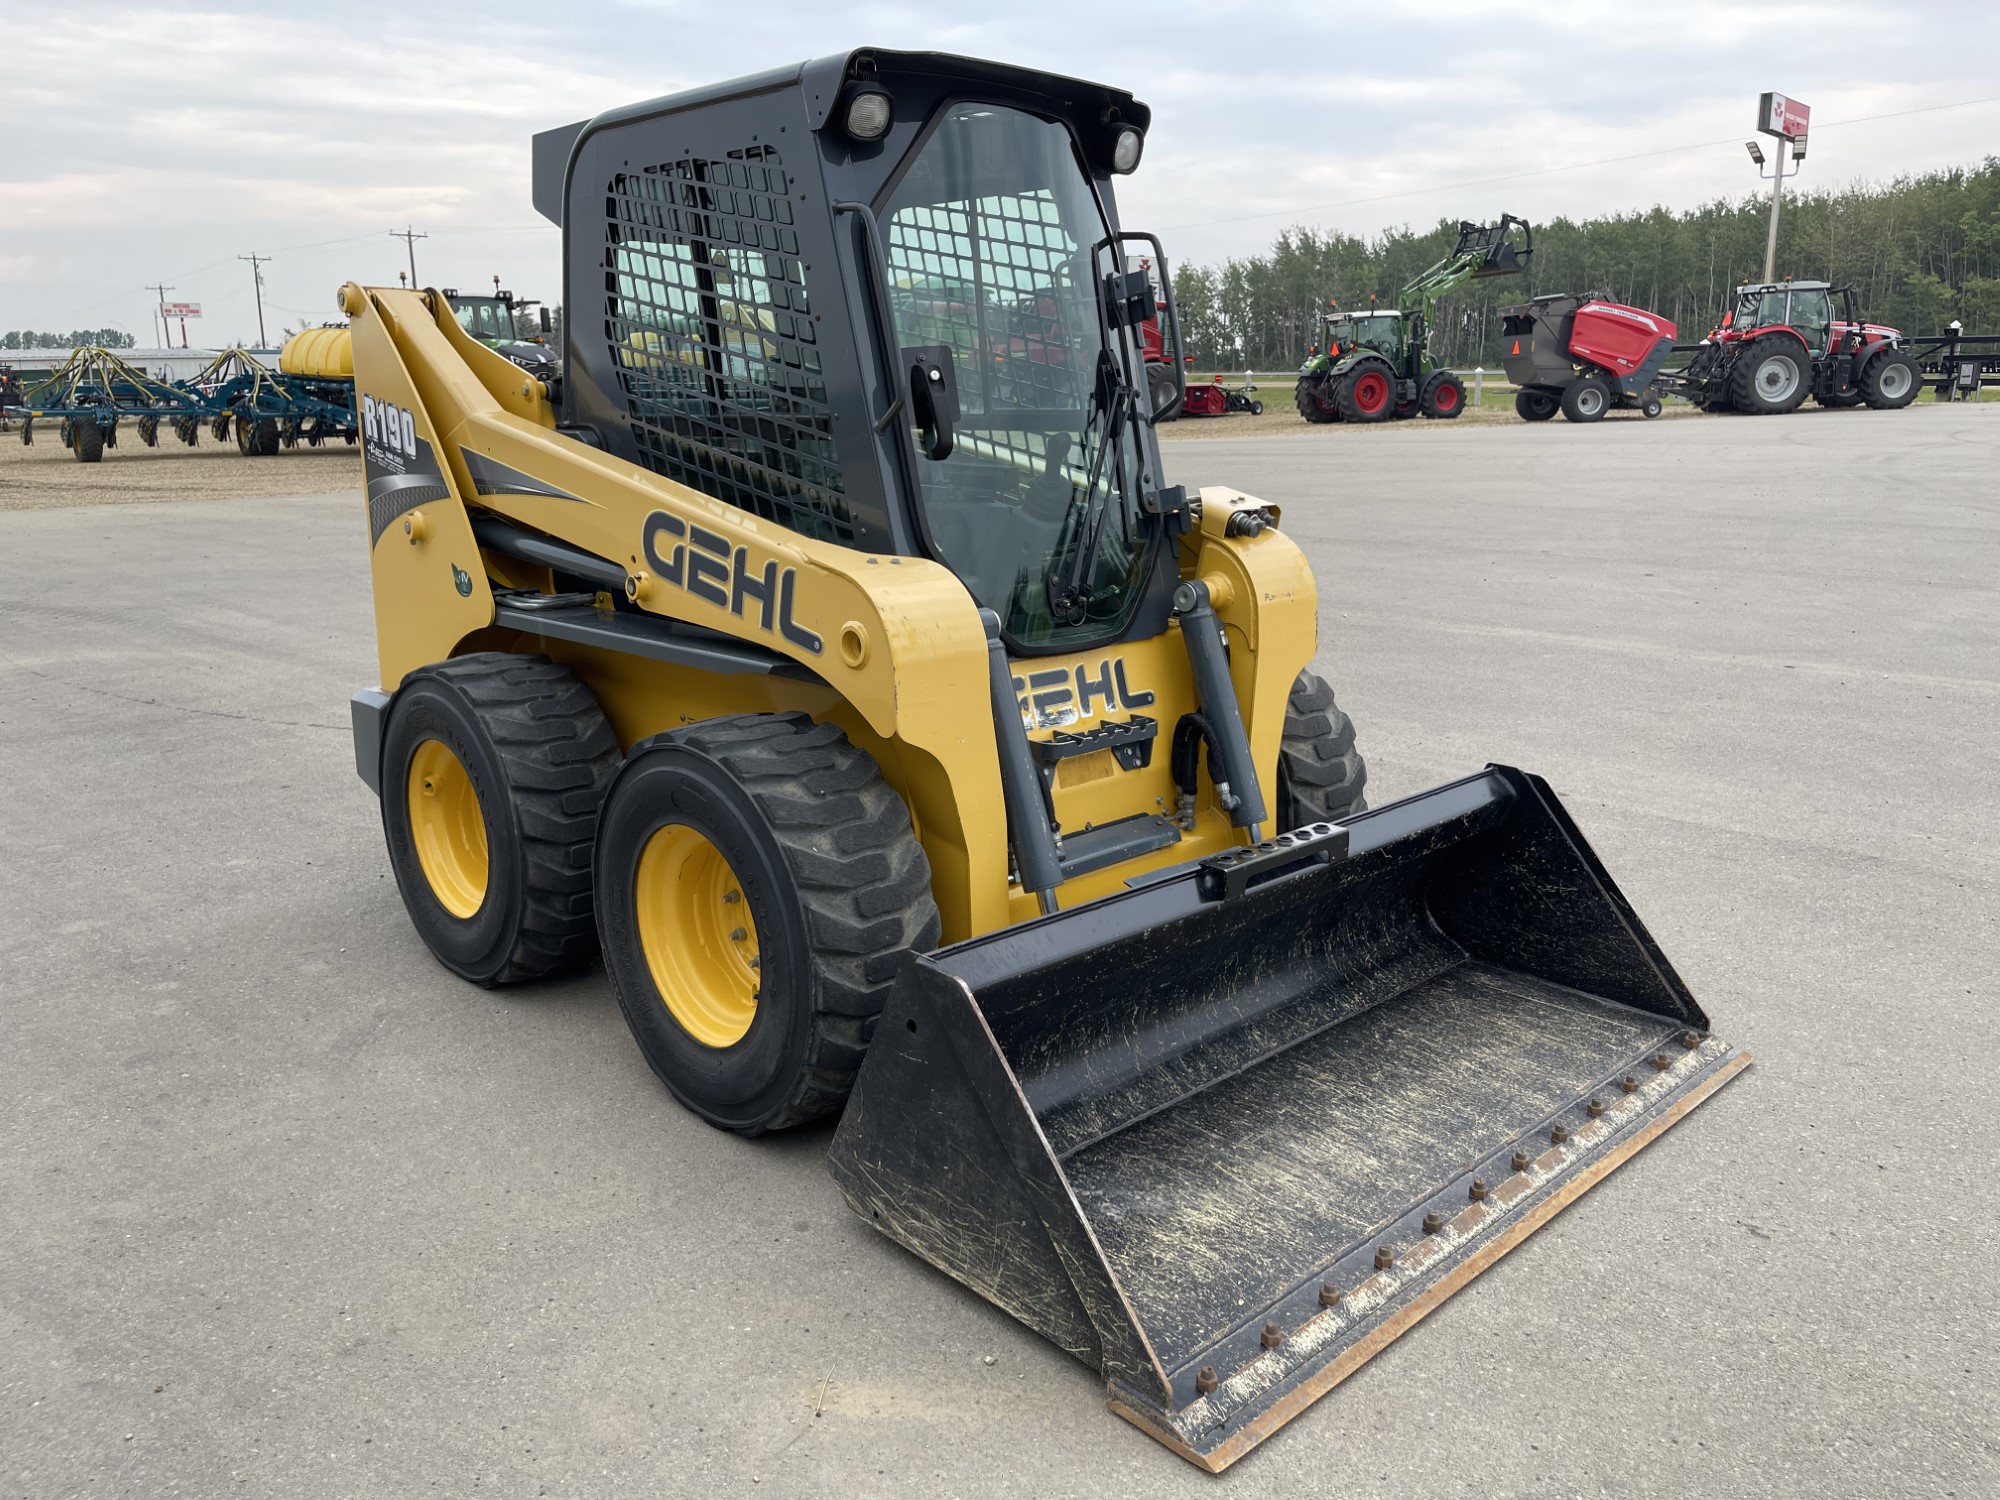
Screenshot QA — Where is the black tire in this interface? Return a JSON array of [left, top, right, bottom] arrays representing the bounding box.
[[1295, 377, 1333, 424], [1274, 668, 1368, 829], [1146, 361, 1179, 421], [1336, 361, 1396, 423], [595, 712, 940, 1135], [1640, 394, 1664, 419], [1729, 340, 1809, 414], [1514, 389, 1559, 422], [381, 654, 621, 986], [235, 415, 279, 456], [1861, 350, 1921, 410], [1560, 377, 1610, 423], [1249, 399, 1264, 416], [71, 420, 104, 464], [1419, 370, 1466, 419]]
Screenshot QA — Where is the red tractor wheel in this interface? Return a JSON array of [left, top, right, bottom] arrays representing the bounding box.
[[1338, 365, 1394, 423], [1420, 371, 1465, 419]]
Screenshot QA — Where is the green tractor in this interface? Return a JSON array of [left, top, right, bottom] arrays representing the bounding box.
[[1295, 216, 1531, 424]]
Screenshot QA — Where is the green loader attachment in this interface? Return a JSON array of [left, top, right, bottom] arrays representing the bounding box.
[[829, 765, 1748, 1471]]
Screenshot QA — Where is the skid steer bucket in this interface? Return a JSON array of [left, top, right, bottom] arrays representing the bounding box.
[[828, 766, 1748, 1471]]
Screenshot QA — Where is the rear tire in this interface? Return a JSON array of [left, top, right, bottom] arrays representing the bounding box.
[[381, 654, 621, 986], [235, 415, 279, 456], [1514, 389, 1558, 422], [1337, 363, 1395, 423], [1729, 340, 1808, 414], [71, 420, 104, 464], [595, 713, 940, 1135], [1275, 669, 1367, 828], [1560, 377, 1610, 423], [1861, 350, 1920, 409], [1419, 370, 1466, 419]]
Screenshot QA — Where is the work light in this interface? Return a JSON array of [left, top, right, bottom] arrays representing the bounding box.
[[1111, 125, 1144, 173], [843, 89, 893, 141]]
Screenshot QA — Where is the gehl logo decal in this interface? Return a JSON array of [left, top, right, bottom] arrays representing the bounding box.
[[361, 395, 416, 459], [642, 510, 822, 654], [1013, 660, 1154, 729]]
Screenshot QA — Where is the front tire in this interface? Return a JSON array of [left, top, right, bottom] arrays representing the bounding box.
[[595, 713, 940, 1135], [1419, 370, 1465, 418], [1295, 377, 1334, 424], [381, 654, 621, 986], [1861, 350, 1920, 409], [1275, 669, 1367, 828], [71, 420, 104, 463], [1729, 340, 1809, 414]]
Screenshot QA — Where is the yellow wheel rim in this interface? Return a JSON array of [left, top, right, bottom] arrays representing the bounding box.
[[407, 738, 488, 919], [634, 823, 761, 1048]]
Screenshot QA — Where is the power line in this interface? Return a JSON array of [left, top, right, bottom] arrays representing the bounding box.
[[1157, 91, 2000, 233], [389, 226, 428, 286], [238, 253, 271, 347]]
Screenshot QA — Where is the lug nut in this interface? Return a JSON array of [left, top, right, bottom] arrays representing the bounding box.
[[1196, 1366, 1218, 1394], [1469, 1180, 1489, 1201], [1587, 1098, 1606, 1118], [1374, 1247, 1395, 1270], [1422, 1211, 1445, 1235], [1318, 1283, 1342, 1307], [1621, 1075, 1639, 1093], [1511, 1151, 1530, 1172], [724, 890, 741, 904], [1261, 1322, 1284, 1349], [1550, 1125, 1570, 1145], [730, 927, 747, 942]]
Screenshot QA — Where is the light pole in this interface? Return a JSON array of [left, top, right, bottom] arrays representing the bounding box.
[[1744, 139, 1803, 282]]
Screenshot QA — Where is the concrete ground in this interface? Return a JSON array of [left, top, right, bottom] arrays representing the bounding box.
[[3, 404, 1994, 1498]]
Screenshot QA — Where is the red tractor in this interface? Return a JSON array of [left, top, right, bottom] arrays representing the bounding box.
[[1500, 292, 1676, 422], [1677, 279, 1921, 414]]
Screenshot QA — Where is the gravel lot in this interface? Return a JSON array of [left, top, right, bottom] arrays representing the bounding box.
[[3, 403, 1994, 1498], [0, 429, 359, 510]]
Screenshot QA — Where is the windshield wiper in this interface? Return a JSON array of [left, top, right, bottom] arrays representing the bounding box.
[[1046, 348, 1136, 626]]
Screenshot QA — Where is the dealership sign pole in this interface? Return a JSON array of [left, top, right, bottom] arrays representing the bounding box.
[[1757, 92, 1810, 282]]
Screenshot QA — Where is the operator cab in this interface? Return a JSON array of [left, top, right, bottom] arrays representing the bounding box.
[[1728, 281, 1835, 353]]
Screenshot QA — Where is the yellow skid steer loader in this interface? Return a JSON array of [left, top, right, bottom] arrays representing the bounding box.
[[344, 49, 1748, 1470]]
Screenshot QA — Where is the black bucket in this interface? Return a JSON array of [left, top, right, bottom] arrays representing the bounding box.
[[827, 766, 1749, 1471]]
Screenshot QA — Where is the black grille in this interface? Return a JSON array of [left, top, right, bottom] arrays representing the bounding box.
[[604, 148, 853, 544]]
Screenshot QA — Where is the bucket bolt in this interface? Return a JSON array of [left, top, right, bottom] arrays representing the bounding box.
[[1587, 1098, 1606, 1118], [1621, 1075, 1639, 1093], [1318, 1283, 1342, 1307], [1261, 1322, 1285, 1349], [1681, 1029, 1702, 1050], [1652, 1052, 1674, 1071], [1422, 1211, 1445, 1235], [1374, 1247, 1395, 1270], [1469, 1179, 1489, 1202], [1196, 1366, 1218, 1394], [1550, 1125, 1570, 1145], [1511, 1151, 1531, 1172]]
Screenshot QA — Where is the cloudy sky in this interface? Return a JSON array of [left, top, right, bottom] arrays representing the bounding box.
[[6, 1, 1997, 346]]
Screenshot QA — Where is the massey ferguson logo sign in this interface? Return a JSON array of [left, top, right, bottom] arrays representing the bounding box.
[[1759, 92, 1810, 141]]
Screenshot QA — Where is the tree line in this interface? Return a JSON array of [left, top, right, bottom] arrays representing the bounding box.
[[1170, 157, 2000, 371], [1, 329, 138, 350]]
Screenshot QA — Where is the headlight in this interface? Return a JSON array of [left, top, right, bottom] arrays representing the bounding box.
[[843, 88, 893, 142], [1111, 125, 1144, 174]]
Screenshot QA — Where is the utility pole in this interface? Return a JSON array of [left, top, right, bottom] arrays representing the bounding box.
[[239, 254, 271, 347], [146, 282, 174, 350], [389, 226, 428, 288]]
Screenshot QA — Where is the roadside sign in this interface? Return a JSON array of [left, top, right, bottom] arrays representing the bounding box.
[[1758, 92, 1810, 140], [161, 302, 202, 318]]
